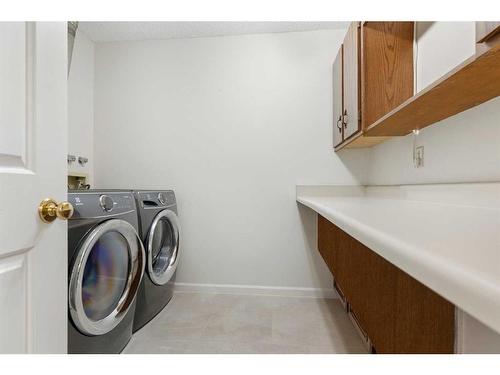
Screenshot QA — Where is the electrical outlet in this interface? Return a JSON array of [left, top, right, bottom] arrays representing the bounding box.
[[414, 146, 424, 168]]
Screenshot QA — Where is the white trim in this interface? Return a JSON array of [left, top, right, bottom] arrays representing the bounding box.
[[173, 282, 338, 299]]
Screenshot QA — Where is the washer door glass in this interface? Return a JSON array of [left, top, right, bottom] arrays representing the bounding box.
[[69, 219, 145, 336], [82, 231, 130, 321], [147, 210, 180, 285]]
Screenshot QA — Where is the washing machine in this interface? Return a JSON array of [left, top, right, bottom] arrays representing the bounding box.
[[132, 190, 180, 332], [67, 190, 145, 354]]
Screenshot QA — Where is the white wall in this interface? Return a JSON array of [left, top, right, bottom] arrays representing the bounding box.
[[68, 30, 94, 184], [94, 30, 368, 292], [366, 22, 500, 186], [415, 22, 475, 91], [366, 96, 500, 185]]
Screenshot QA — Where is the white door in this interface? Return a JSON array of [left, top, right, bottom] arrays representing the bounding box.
[[0, 22, 67, 353]]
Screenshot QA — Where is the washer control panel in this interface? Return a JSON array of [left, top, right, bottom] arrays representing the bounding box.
[[68, 192, 136, 219]]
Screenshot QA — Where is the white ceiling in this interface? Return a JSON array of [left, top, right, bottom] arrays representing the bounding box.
[[78, 22, 349, 42]]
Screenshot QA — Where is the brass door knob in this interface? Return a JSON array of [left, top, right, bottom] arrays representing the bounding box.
[[39, 198, 74, 223]]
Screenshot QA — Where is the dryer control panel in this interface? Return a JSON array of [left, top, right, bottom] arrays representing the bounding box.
[[137, 190, 176, 208]]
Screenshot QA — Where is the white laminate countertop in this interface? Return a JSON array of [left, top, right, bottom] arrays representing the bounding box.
[[296, 183, 500, 334]]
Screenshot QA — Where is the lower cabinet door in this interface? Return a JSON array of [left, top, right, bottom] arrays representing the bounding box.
[[338, 226, 398, 353], [317, 215, 455, 353], [394, 268, 455, 353]]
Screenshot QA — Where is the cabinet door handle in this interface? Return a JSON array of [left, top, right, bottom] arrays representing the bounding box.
[[336, 115, 343, 133], [342, 110, 348, 128]]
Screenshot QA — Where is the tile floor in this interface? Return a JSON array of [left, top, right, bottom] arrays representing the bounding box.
[[123, 292, 368, 354]]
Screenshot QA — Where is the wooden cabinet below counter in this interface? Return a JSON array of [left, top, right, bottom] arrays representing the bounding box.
[[317, 214, 455, 353]]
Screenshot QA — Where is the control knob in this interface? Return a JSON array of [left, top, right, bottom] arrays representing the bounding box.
[[158, 192, 168, 205], [99, 195, 114, 212]]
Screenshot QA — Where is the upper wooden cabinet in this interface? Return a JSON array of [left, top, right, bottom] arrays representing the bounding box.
[[361, 22, 415, 129], [334, 22, 500, 144], [365, 44, 500, 137], [333, 22, 414, 151]]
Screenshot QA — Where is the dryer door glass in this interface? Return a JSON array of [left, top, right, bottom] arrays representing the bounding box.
[[147, 209, 180, 285], [151, 219, 174, 264], [82, 230, 130, 321], [69, 219, 145, 336]]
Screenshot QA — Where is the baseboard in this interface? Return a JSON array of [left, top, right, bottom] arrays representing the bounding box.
[[173, 282, 338, 299]]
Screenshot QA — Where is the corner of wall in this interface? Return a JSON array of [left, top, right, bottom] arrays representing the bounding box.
[[68, 28, 96, 186]]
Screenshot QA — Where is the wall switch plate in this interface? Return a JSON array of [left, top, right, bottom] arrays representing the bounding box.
[[414, 146, 424, 168]]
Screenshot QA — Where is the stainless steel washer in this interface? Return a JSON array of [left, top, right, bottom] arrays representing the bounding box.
[[132, 190, 180, 332]]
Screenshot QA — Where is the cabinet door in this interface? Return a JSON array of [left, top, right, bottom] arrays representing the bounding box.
[[332, 46, 343, 147], [361, 22, 414, 128], [394, 268, 455, 353], [342, 22, 360, 139]]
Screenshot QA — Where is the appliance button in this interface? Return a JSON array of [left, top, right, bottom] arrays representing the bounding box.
[[99, 195, 114, 212]]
